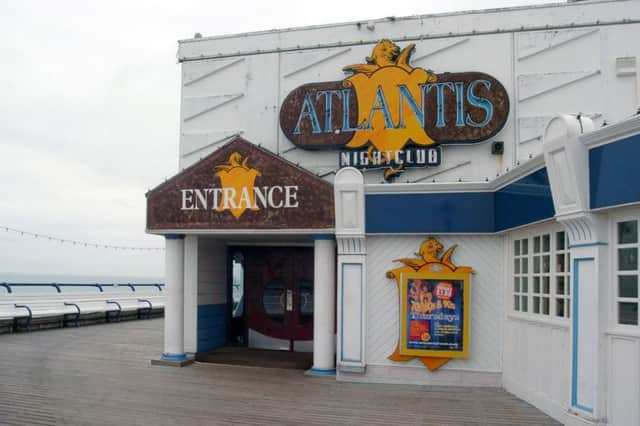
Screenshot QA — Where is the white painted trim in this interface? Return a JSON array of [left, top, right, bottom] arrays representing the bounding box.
[[179, 1, 624, 45], [506, 313, 571, 329], [580, 115, 640, 149], [365, 156, 545, 194], [147, 228, 334, 235], [591, 200, 640, 213], [605, 329, 640, 339]]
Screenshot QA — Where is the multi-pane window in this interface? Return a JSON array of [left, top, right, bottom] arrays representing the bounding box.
[[513, 230, 570, 319], [513, 238, 529, 313], [616, 220, 639, 325], [555, 231, 571, 318]]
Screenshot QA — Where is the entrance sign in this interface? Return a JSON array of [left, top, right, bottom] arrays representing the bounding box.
[[180, 152, 299, 219], [146, 137, 334, 231], [386, 238, 473, 371], [280, 39, 509, 179]]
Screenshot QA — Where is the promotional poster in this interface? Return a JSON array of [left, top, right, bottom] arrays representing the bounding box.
[[401, 275, 467, 357]]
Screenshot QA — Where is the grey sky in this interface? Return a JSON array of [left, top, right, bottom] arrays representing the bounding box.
[[0, 0, 557, 278]]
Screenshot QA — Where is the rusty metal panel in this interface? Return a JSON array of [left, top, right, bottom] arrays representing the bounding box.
[[147, 137, 334, 231], [279, 72, 509, 150]]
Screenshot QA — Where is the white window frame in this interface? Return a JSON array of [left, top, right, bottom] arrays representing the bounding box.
[[612, 209, 640, 329], [509, 223, 571, 324]]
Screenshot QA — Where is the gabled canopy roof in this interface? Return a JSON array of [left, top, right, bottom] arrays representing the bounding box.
[[146, 137, 334, 233]]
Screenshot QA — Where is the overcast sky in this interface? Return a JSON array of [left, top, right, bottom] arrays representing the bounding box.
[[0, 0, 557, 279]]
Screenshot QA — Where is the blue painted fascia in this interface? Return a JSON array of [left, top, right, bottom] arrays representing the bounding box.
[[590, 133, 640, 209], [365, 168, 554, 234]]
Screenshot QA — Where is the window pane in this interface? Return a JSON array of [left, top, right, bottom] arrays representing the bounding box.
[[542, 297, 550, 315], [534, 236, 541, 253], [556, 299, 565, 317], [534, 256, 540, 273], [522, 239, 529, 255], [522, 296, 528, 312], [533, 296, 540, 313], [514, 295, 520, 311], [514, 277, 520, 292], [543, 276, 550, 294], [543, 234, 550, 252], [557, 276, 565, 295], [514, 258, 520, 274], [618, 221, 638, 244], [522, 277, 528, 293], [619, 302, 639, 325], [556, 231, 565, 250], [522, 258, 528, 274], [619, 275, 638, 298], [514, 240, 520, 256], [619, 248, 638, 271], [533, 277, 540, 293], [543, 255, 550, 273], [557, 254, 565, 273]]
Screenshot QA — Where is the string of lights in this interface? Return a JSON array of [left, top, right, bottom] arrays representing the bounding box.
[[1, 226, 164, 252]]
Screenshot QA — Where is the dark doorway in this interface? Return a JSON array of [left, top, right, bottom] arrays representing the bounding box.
[[229, 246, 314, 352]]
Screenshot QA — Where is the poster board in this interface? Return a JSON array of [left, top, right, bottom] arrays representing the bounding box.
[[399, 271, 470, 359]]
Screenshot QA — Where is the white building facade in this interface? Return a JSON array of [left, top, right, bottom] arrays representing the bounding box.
[[146, 2, 640, 425]]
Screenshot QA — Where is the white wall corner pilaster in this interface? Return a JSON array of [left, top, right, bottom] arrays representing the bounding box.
[[543, 115, 609, 422], [334, 167, 367, 374], [183, 235, 199, 354]]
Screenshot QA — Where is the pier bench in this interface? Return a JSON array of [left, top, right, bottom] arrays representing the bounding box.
[[0, 283, 164, 332]]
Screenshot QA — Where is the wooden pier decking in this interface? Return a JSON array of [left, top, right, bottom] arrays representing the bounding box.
[[0, 319, 560, 425]]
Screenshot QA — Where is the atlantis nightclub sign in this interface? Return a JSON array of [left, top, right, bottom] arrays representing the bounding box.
[[279, 39, 509, 180]]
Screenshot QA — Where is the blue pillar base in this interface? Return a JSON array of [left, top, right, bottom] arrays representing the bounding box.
[[151, 353, 194, 367], [162, 353, 187, 361], [306, 367, 336, 376]]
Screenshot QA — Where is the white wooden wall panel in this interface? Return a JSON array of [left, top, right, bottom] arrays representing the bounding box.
[[608, 335, 640, 426], [197, 238, 226, 305], [502, 318, 570, 419], [365, 235, 503, 374]]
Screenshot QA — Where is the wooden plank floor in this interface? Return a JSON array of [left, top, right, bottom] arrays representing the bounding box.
[[0, 319, 560, 426]]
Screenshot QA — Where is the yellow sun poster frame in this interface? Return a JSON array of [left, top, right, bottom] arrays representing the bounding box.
[[399, 271, 470, 359]]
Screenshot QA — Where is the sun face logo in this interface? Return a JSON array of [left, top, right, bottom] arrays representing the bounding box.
[[342, 39, 438, 153], [179, 152, 300, 219], [214, 153, 261, 219]]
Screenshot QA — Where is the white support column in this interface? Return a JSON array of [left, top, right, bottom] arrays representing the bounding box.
[[309, 237, 336, 375], [162, 234, 188, 363], [334, 167, 367, 375]]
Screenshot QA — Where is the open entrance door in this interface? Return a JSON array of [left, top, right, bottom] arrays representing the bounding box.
[[237, 246, 314, 351]]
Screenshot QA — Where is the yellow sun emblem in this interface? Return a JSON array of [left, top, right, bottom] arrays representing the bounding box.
[[214, 152, 261, 219], [342, 39, 438, 154]]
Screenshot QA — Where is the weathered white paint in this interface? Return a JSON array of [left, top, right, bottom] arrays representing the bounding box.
[[311, 238, 336, 371], [339, 235, 503, 386], [197, 238, 227, 306], [608, 334, 640, 426], [184, 235, 198, 353], [335, 168, 367, 373], [177, 1, 640, 185], [164, 236, 186, 358]]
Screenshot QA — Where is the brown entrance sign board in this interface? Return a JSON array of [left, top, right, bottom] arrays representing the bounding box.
[[146, 137, 335, 231]]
